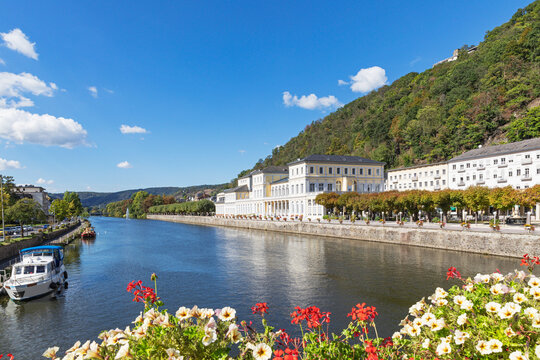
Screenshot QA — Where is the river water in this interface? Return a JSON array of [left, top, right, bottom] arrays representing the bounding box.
[[0, 216, 522, 358]]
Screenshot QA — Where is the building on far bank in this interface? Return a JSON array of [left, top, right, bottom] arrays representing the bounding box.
[[215, 155, 385, 218], [385, 162, 448, 192], [15, 185, 50, 214]]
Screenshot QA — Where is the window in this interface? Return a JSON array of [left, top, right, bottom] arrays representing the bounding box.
[[443, 169, 446, 174], [517, 169, 521, 176], [352, 168, 356, 175], [537, 169, 540, 175], [368, 169, 372, 175], [319, 167, 324, 174], [24, 266, 34, 274], [310, 166, 314, 174], [509, 171, 513, 177], [442, 180, 446, 185], [309, 184, 315, 192], [525, 154, 531, 159], [493, 174, 497, 179], [337, 168, 341, 175], [430, 181, 433, 186], [318, 183, 324, 191], [300, 184, 304, 193], [36, 265, 46, 273], [360, 168, 363, 175], [425, 181, 428, 186], [525, 168, 530, 176], [501, 158, 506, 164], [328, 184, 333, 191], [436, 170, 439, 175], [329, 167, 333, 174], [376, 169, 380, 175], [452, 178, 456, 182], [493, 159, 498, 165], [473, 175, 476, 180], [466, 163, 470, 168], [473, 163, 476, 167], [344, 168, 348, 175], [453, 165, 456, 170], [15, 266, 22, 275], [479, 174, 483, 180], [466, 176, 470, 181]]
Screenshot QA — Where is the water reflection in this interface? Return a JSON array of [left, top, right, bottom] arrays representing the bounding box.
[[0, 217, 523, 358]]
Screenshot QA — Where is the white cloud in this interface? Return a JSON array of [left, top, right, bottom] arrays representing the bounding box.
[[409, 57, 421, 66], [348, 66, 388, 93], [120, 124, 147, 134], [0, 72, 56, 108], [49, 82, 58, 90], [337, 79, 349, 86], [0, 107, 87, 148], [238, 149, 246, 154], [0, 58, 5, 66], [0, 157, 21, 170], [104, 88, 114, 94], [0, 29, 38, 60], [282, 91, 342, 110], [117, 161, 132, 169], [88, 86, 98, 98], [36, 178, 54, 185]]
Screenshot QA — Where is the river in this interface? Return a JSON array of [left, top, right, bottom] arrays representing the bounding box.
[[0, 216, 522, 358]]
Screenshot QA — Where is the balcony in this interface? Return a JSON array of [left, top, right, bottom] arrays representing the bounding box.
[[522, 158, 532, 165], [477, 165, 485, 170], [497, 178, 507, 183], [457, 181, 465, 187], [476, 180, 485, 185], [411, 176, 418, 182], [522, 175, 532, 181], [434, 174, 441, 179], [458, 168, 465, 173], [498, 163, 507, 168], [434, 185, 441, 190]]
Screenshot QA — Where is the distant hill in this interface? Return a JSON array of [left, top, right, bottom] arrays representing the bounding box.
[[241, 1, 539, 177], [50, 184, 227, 208]]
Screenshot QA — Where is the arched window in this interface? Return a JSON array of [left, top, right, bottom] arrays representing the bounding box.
[[336, 181, 342, 192]]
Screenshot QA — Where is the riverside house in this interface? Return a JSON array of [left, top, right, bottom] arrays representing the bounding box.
[[215, 155, 385, 218]]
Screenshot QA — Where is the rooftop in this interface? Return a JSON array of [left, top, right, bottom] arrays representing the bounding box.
[[223, 185, 249, 193], [387, 161, 448, 173], [288, 154, 385, 165], [449, 138, 540, 162], [270, 177, 289, 185]]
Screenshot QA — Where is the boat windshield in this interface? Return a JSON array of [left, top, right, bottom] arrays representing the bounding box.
[[36, 265, 46, 273], [23, 266, 35, 274], [14, 266, 22, 275]]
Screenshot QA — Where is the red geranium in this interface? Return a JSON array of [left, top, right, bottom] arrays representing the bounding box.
[[251, 302, 269, 316]]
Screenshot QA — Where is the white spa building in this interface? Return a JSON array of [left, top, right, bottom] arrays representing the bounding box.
[[385, 137, 540, 192], [215, 155, 385, 218]]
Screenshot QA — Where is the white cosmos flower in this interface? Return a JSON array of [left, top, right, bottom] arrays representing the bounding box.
[[175, 306, 191, 321], [422, 338, 430, 349], [42, 347, 59, 358], [488, 339, 503, 353], [529, 287, 540, 300], [513, 292, 527, 303], [453, 295, 467, 306], [218, 306, 236, 321], [476, 340, 491, 355], [485, 301, 501, 313], [252, 343, 272, 360], [454, 330, 470, 345], [528, 277, 540, 287], [457, 313, 467, 325], [435, 341, 451, 356], [490, 283, 504, 295], [392, 331, 402, 339], [509, 350, 529, 360]]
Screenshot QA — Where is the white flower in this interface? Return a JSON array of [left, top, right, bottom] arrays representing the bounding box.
[[529, 287, 540, 300], [513, 292, 527, 304], [409, 300, 425, 316], [405, 324, 421, 337], [252, 343, 272, 360], [506, 302, 522, 314], [460, 300, 473, 311], [166, 348, 183, 360], [505, 327, 516, 337], [516, 271, 527, 281], [202, 328, 217, 346], [535, 345, 540, 358], [463, 283, 474, 292], [490, 283, 504, 295], [532, 314, 540, 328], [205, 317, 217, 331], [498, 303, 519, 319], [176, 306, 191, 321], [392, 331, 402, 340], [226, 323, 242, 343], [474, 273, 490, 284], [429, 318, 445, 332], [218, 306, 236, 321], [485, 301, 501, 313], [66, 341, 81, 354], [422, 338, 430, 349], [435, 287, 448, 298], [457, 313, 467, 325], [421, 312, 435, 325], [476, 340, 491, 355], [115, 343, 131, 359], [454, 330, 470, 345], [524, 307, 538, 320], [488, 339, 503, 353], [42, 347, 59, 358], [412, 317, 423, 327], [528, 277, 540, 287], [453, 295, 467, 306], [201, 308, 214, 319], [435, 341, 451, 356], [491, 272, 504, 282], [509, 350, 529, 360]]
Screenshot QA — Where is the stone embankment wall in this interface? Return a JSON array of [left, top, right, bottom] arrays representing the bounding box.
[[0, 222, 83, 263], [147, 215, 539, 259]]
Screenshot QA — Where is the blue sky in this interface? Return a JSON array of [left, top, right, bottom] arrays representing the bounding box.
[[0, 0, 532, 193]]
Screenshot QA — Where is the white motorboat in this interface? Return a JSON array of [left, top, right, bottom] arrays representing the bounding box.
[[3, 245, 68, 301]]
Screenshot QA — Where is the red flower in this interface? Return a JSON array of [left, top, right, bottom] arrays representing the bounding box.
[[348, 303, 378, 322], [446, 266, 461, 280], [284, 348, 299, 360], [126, 280, 158, 303], [290, 306, 330, 329], [251, 302, 269, 316], [273, 349, 284, 360]]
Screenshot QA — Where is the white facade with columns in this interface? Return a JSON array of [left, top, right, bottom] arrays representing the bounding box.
[[215, 155, 385, 218]]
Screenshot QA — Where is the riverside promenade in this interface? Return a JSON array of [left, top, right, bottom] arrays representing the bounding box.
[[147, 214, 540, 259]]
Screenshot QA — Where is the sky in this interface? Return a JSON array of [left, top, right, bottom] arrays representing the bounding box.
[[0, 0, 533, 193]]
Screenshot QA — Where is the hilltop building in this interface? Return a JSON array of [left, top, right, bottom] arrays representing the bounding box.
[[215, 155, 385, 218], [15, 185, 50, 214]]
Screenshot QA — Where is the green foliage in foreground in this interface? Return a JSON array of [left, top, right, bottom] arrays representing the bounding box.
[[41, 258, 540, 359], [148, 200, 215, 215], [240, 2, 539, 177]]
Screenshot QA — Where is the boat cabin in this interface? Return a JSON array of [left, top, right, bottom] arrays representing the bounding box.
[[12, 246, 64, 279]]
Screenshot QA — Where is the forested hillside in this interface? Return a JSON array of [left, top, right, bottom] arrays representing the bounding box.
[[249, 2, 539, 174]]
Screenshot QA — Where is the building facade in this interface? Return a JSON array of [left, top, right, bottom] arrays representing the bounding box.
[[215, 155, 385, 218], [15, 185, 50, 214], [386, 162, 448, 191]]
